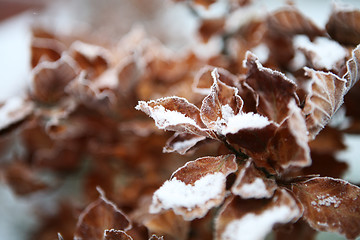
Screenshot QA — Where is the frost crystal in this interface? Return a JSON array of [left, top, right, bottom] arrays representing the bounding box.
[[222, 112, 270, 134]]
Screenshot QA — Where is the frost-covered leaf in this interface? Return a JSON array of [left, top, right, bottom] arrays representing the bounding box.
[[326, 5, 360, 45], [231, 159, 277, 199], [150, 155, 237, 220], [74, 188, 131, 240], [275, 219, 317, 240], [163, 132, 206, 155], [244, 51, 298, 124], [215, 189, 302, 240], [223, 112, 277, 158], [303, 68, 347, 139], [292, 177, 360, 239], [136, 96, 216, 138], [0, 96, 33, 131], [103, 229, 133, 240], [267, 6, 324, 38], [200, 69, 243, 132], [294, 36, 348, 71], [31, 55, 79, 103], [343, 44, 360, 93], [31, 36, 65, 68], [268, 100, 311, 171], [148, 235, 164, 240]]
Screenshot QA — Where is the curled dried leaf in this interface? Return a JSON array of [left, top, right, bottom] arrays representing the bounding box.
[[231, 159, 277, 199], [198, 18, 225, 42], [343, 44, 360, 92], [103, 230, 133, 240], [244, 51, 298, 124], [215, 189, 302, 240], [136, 96, 216, 139], [163, 132, 207, 155], [326, 5, 360, 45], [74, 188, 131, 240], [150, 155, 237, 220], [292, 177, 360, 239], [303, 68, 347, 139]]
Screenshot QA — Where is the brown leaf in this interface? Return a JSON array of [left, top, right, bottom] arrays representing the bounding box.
[[150, 155, 237, 220], [275, 219, 317, 240], [31, 55, 78, 103], [231, 159, 277, 199], [268, 100, 311, 171], [308, 126, 346, 154], [303, 68, 347, 139], [215, 189, 302, 240], [198, 18, 225, 42], [200, 69, 243, 132], [244, 51, 298, 124], [31, 37, 65, 68], [343, 44, 360, 93], [267, 6, 324, 38], [74, 188, 131, 240], [148, 235, 164, 240], [326, 6, 360, 45], [292, 177, 360, 239], [0, 97, 33, 131], [163, 132, 206, 155], [103, 230, 133, 240], [136, 96, 216, 139]]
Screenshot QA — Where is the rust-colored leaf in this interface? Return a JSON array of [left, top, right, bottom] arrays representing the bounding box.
[[198, 18, 225, 42], [231, 159, 277, 199], [200, 69, 243, 132], [163, 132, 206, 155], [343, 44, 360, 93], [215, 189, 302, 240], [136, 96, 216, 139], [267, 6, 324, 38], [74, 189, 131, 240], [326, 6, 360, 45], [31, 55, 78, 103], [150, 155, 237, 220], [244, 51, 298, 124], [268, 100, 311, 171], [292, 177, 360, 239], [303, 68, 347, 139]]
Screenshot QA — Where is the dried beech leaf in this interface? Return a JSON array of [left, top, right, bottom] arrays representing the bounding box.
[[163, 132, 206, 155], [31, 37, 65, 68], [136, 96, 216, 139], [244, 51, 298, 124], [267, 6, 324, 38], [104, 229, 133, 240], [268, 100, 311, 171], [231, 159, 277, 199], [292, 177, 360, 239], [200, 69, 243, 131], [74, 189, 131, 240], [148, 235, 164, 240], [303, 68, 347, 139], [343, 44, 360, 92], [31, 55, 78, 103], [215, 189, 302, 240], [223, 112, 277, 158], [326, 6, 360, 45], [198, 18, 225, 42], [0, 96, 33, 131], [150, 155, 237, 220], [275, 219, 317, 240]]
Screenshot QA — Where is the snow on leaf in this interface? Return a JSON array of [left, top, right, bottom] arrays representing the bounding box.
[[0, 96, 33, 131], [150, 155, 237, 220], [268, 100, 311, 171], [267, 6, 324, 38], [136, 96, 216, 139], [200, 69, 243, 132], [326, 5, 360, 46], [292, 177, 360, 239], [303, 68, 347, 139], [295, 36, 348, 71], [244, 51, 298, 124], [343, 44, 360, 93], [215, 189, 302, 240], [74, 188, 131, 240], [31, 55, 79, 103], [231, 159, 277, 199], [163, 132, 207, 155], [103, 229, 133, 240]]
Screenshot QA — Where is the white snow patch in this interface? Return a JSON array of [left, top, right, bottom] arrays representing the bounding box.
[[0, 96, 33, 130], [70, 41, 110, 62], [150, 172, 225, 212], [337, 134, 360, 183], [222, 112, 270, 134], [294, 36, 347, 70], [235, 178, 269, 199], [165, 135, 206, 154], [222, 204, 300, 240], [251, 44, 270, 63]]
